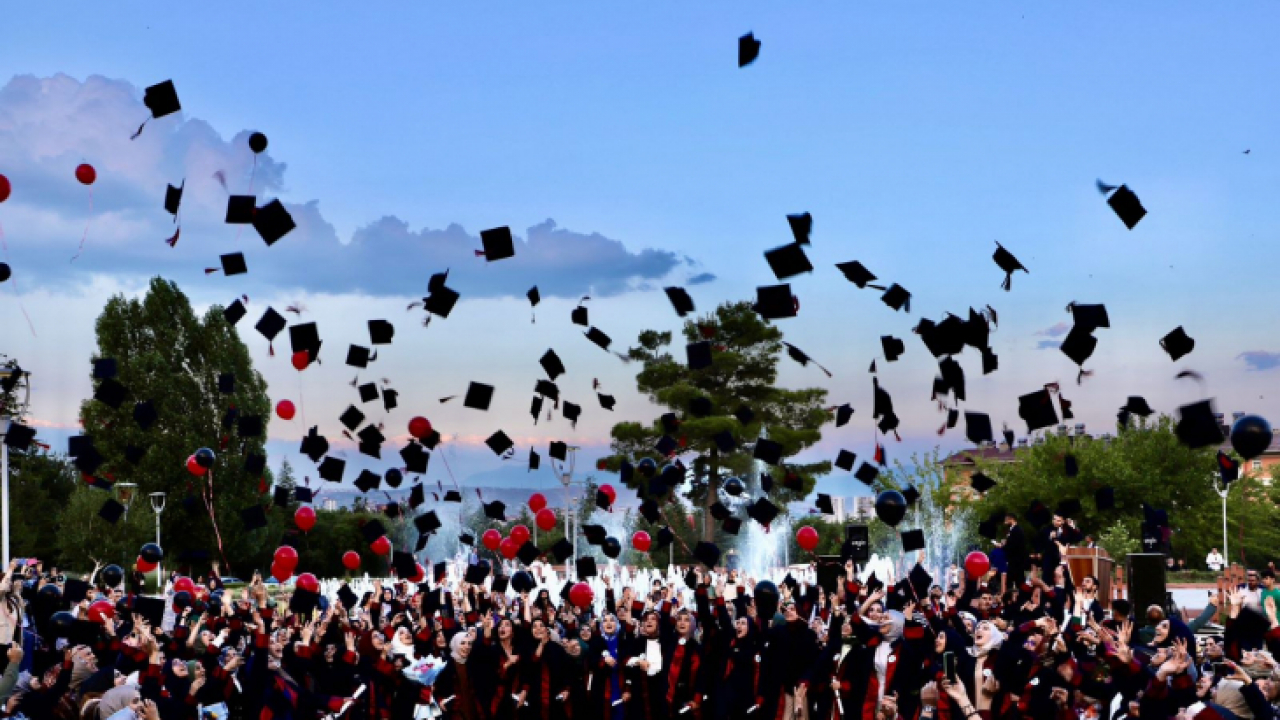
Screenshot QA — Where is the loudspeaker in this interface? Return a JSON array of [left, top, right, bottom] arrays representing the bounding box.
[[1127, 553, 1167, 618], [844, 525, 870, 563]]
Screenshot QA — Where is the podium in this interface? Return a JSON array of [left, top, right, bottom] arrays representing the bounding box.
[[1066, 547, 1114, 609]]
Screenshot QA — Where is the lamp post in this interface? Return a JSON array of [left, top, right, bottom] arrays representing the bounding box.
[[555, 446, 587, 568], [0, 368, 31, 569], [1215, 477, 1230, 565], [150, 493, 166, 589]]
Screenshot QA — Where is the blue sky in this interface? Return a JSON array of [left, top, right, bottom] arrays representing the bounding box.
[[3, 1, 1280, 496]]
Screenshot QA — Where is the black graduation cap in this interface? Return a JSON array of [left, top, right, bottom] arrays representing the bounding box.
[[334, 406, 363, 432], [1056, 498, 1082, 518], [1217, 451, 1240, 485], [391, 550, 417, 579], [881, 284, 911, 312], [240, 504, 268, 532], [712, 430, 736, 452], [357, 383, 379, 403], [908, 563, 933, 599], [457, 532, 474, 549], [734, 405, 755, 425], [405, 484, 424, 510], [534, 379, 559, 402], [764, 243, 813, 280], [638, 498, 660, 524], [67, 434, 91, 457], [754, 284, 796, 320], [382, 388, 398, 412], [694, 541, 721, 568], [570, 304, 588, 326], [353, 470, 380, 494], [217, 372, 235, 394], [980, 347, 998, 375], [1094, 486, 1116, 511], [548, 538, 574, 563], [687, 341, 713, 370], [785, 212, 813, 244], [585, 327, 612, 351], [854, 462, 879, 485], [337, 584, 359, 611], [272, 486, 292, 507], [216, 252, 247, 276], [1067, 303, 1110, 332], [992, 242, 1027, 291], [965, 411, 993, 445], [72, 444, 104, 475], [485, 431, 514, 456], [901, 529, 926, 553], [0, 419, 35, 452], [357, 424, 385, 449], [359, 518, 387, 544], [1059, 326, 1097, 371], [1123, 396, 1154, 417], [783, 342, 832, 376], [937, 357, 966, 402], [970, 472, 996, 493], [93, 358, 117, 380], [1064, 454, 1079, 477], [539, 349, 565, 380], [133, 597, 166, 628], [834, 450, 856, 472], [464, 382, 494, 411], [902, 485, 921, 505], [414, 510, 441, 536], [509, 540, 537, 566], [709, 501, 731, 521], [364, 319, 394, 346], [753, 438, 783, 465], [562, 401, 582, 427], [132, 400, 158, 430], [528, 448, 541, 471], [738, 32, 761, 67], [252, 199, 296, 246], [1026, 500, 1052, 528], [478, 226, 515, 261], [582, 523, 607, 545], [222, 299, 247, 326], [482, 499, 507, 521], [256, 307, 286, 343], [880, 336, 905, 362], [400, 442, 429, 474], [978, 514, 1001, 540], [653, 526, 675, 551], [299, 427, 328, 462], [1176, 399, 1225, 448], [93, 378, 128, 409], [443, 489, 461, 503], [815, 494, 834, 515], [424, 285, 459, 318], [226, 195, 256, 224], [655, 435, 677, 456], [747, 497, 779, 528], [596, 488, 614, 511], [1018, 389, 1059, 433], [141, 79, 180, 119], [463, 563, 489, 585], [1160, 326, 1194, 362], [238, 414, 263, 438], [835, 260, 881, 288], [1104, 184, 1146, 229], [547, 440, 568, 462], [575, 556, 598, 579], [243, 452, 266, 476], [664, 287, 695, 317], [835, 403, 853, 427], [598, 393, 617, 411], [318, 457, 345, 483], [292, 486, 313, 504], [98, 498, 125, 524], [342, 345, 370, 369]]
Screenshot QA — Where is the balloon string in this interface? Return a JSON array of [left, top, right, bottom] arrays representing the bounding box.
[[203, 468, 230, 571], [0, 223, 36, 337], [70, 189, 93, 262]]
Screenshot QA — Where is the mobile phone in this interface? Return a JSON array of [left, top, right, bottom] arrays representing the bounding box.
[[943, 651, 956, 683]]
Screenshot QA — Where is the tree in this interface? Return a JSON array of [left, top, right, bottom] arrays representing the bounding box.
[[64, 278, 273, 574], [602, 301, 832, 542], [962, 416, 1280, 567]]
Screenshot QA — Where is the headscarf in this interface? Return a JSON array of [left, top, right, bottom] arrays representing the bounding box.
[[879, 610, 905, 643], [970, 620, 1005, 658], [449, 632, 469, 665], [390, 629, 417, 662], [97, 684, 139, 719], [1209, 680, 1253, 719]]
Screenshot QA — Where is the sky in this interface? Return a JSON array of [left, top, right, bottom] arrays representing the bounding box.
[[2, 1, 1280, 499]]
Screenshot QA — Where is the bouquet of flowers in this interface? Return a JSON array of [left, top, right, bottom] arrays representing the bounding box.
[[402, 656, 448, 686]]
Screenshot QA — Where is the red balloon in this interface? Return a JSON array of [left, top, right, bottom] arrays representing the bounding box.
[[569, 582, 594, 609], [964, 551, 991, 579], [535, 508, 556, 532], [136, 556, 157, 573], [342, 551, 361, 571], [499, 537, 519, 560], [371, 536, 391, 556], [599, 484, 617, 504], [796, 526, 820, 553], [510, 525, 531, 546], [528, 493, 547, 513], [295, 506, 316, 532], [0, 174, 10, 203], [481, 529, 502, 551], [87, 599, 115, 624], [274, 546, 298, 570], [632, 531, 651, 553], [185, 455, 207, 476], [75, 163, 96, 186], [276, 400, 296, 420], [271, 562, 293, 583], [410, 563, 426, 583], [291, 351, 310, 371], [173, 577, 196, 596], [408, 416, 432, 439], [296, 573, 319, 594]]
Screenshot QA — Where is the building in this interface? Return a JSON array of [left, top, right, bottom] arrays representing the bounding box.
[[321, 498, 339, 511]]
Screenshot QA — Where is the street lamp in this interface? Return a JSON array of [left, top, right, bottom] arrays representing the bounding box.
[[1214, 474, 1232, 566], [115, 483, 138, 520], [150, 493, 166, 589], [0, 368, 32, 568], [554, 446, 587, 567]]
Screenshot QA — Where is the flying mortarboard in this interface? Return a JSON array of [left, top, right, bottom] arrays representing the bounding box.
[[549, 441, 568, 461], [835, 260, 882, 289], [226, 195, 255, 224], [734, 405, 755, 425], [368, 319, 394, 345], [881, 284, 911, 312], [595, 488, 613, 511], [639, 499, 660, 524], [392, 551, 417, 579], [240, 504, 268, 532], [834, 450, 856, 472], [712, 430, 736, 452], [93, 358, 117, 380], [653, 526, 675, 551], [338, 406, 365, 432], [73, 444, 104, 474], [1018, 389, 1059, 433], [582, 524, 607, 545], [358, 383, 379, 403], [710, 501, 731, 521], [133, 400, 158, 430], [1095, 486, 1116, 511], [482, 500, 507, 521], [598, 393, 616, 410], [318, 457, 345, 483], [970, 472, 996, 493], [1160, 326, 1195, 362], [881, 336, 904, 362], [424, 286, 459, 318], [237, 414, 263, 438], [665, 287, 695, 317], [463, 563, 489, 585], [359, 519, 387, 544], [222, 299, 246, 326], [965, 412, 993, 444], [1067, 303, 1110, 333], [528, 449, 541, 471], [357, 424, 385, 449], [400, 442, 428, 474], [815, 494, 834, 515], [835, 403, 854, 427], [337, 584, 359, 611], [1176, 399, 1225, 448], [738, 32, 761, 67], [585, 327, 612, 351], [753, 438, 783, 465], [141, 80, 181, 119], [485, 431, 514, 456], [217, 252, 247, 276], [764, 243, 813, 280], [655, 435, 677, 456], [540, 349, 566, 380], [443, 489, 461, 503], [1103, 184, 1146, 229], [747, 497, 779, 528], [300, 427, 329, 462], [534, 379, 560, 401], [854, 462, 879, 485], [687, 341, 713, 370], [98, 498, 125, 524], [255, 307, 286, 342], [244, 452, 266, 475], [992, 242, 1027, 291], [93, 378, 128, 409], [252, 199, 295, 246], [478, 226, 515, 261], [67, 434, 91, 457], [753, 284, 796, 320], [414, 510, 441, 535], [354, 471, 380, 495], [548, 538, 574, 563], [1217, 451, 1240, 484], [575, 556, 598, 579], [694, 541, 721, 568], [464, 382, 494, 411], [980, 347, 998, 375], [346, 345, 370, 368], [293, 486, 314, 504], [562, 401, 582, 427], [786, 212, 812, 244], [516, 541, 540, 566], [901, 529, 926, 553], [571, 305, 588, 326], [902, 485, 920, 505], [382, 388, 398, 412]]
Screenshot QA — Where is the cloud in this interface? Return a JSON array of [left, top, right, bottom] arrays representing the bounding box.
[[0, 74, 690, 300], [1236, 351, 1280, 371], [687, 272, 717, 285], [1036, 340, 1060, 350], [1036, 322, 1071, 338]]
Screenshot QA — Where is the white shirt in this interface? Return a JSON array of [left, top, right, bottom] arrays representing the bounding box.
[[1206, 552, 1225, 571]]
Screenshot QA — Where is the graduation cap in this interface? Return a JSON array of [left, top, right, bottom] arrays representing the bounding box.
[[457, 532, 475, 549], [908, 563, 933, 598], [753, 284, 796, 320], [67, 435, 91, 457], [655, 435, 677, 456], [686, 342, 713, 370], [92, 358, 117, 380], [218, 373, 235, 394], [784, 211, 813, 244], [141, 79, 180, 120], [463, 563, 489, 585], [477, 226, 515, 261], [238, 414, 263, 438], [570, 304, 588, 326], [534, 380, 559, 402], [596, 488, 614, 511], [382, 388, 398, 412], [582, 524, 608, 545], [484, 430, 514, 456], [1094, 486, 1116, 511], [549, 440, 568, 461], [694, 541, 721, 568], [1160, 326, 1195, 362], [937, 357, 966, 402], [978, 514, 1001, 540], [1103, 184, 1146, 229], [980, 347, 998, 375], [970, 472, 996, 494], [712, 430, 737, 453], [653, 526, 675, 551], [333, 406, 364, 433], [414, 510, 442, 536], [358, 383, 379, 403], [132, 400, 158, 430], [902, 485, 921, 505], [1067, 303, 1110, 333], [400, 442, 428, 474], [753, 438, 783, 465], [337, 584, 359, 611], [404, 484, 424, 510], [1123, 396, 1154, 417], [734, 405, 756, 425], [272, 486, 293, 507], [854, 462, 879, 485], [834, 450, 856, 472], [252, 199, 296, 246], [359, 519, 388, 545], [511, 540, 538, 566], [815, 494, 834, 515], [93, 378, 128, 409], [482, 500, 507, 521], [424, 285, 459, 318], [1, 422, 35, 452], [539, 349, 565, 380], [691, 397, 712, 417], [1217, 451, 1240, 485], [344, 345, 371, 369], [783, 342, 832, 376], [638, 499, 660, 524], [255, 307, 286, 343], [133, 597, 165, 628], [316, 456, 345, 483], [585, 327, 612, 351], [365, 319, 394, 346], [1026, 500, 1052, 528], [881, 284, 911, 312], [240, 504, 268, 532], [222, 299, 247, 326], [98, 498, 125, 524], [747, 497, 779, 528], [442, 489, 461, 503], [1176, 399, 1224, 448], [528, 449, 541, 472], [992, 242, 1027, 291], [244, 452, 266, 476], [738, 32, 761, 67], [290, 486, 312, 505], [571, 556, 596, 579], [1064, 454, 1079, 477], [72, 444, 104, 475], [391, 550, 417, 579], [1056, 498, 1082, 519], [357, 424, 385, 449], [764, 243, 813, 280], [598, 393, 617, 411], [880, 336, 905, 363], [1059, 327, 1097, 375], [835, 260, 882, 289], [548, 538, 574, 563], [214, 252, 247, 276], [562, 401, 582, 427], [664, 286, 695, 317], [834, 403, 854, 427], [1018, 389, 1059, 433], [226, 195, 256, 224]]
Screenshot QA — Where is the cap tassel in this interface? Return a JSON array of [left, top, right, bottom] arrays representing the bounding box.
[[268, 342, 274, 357], [1001, 272, 1013, 292], [204, 267, 219, 274], [130, 117, 150, 140], [164, 228, 180, 247], [937, 422, 948, 436], [474, 249, 485, 258]]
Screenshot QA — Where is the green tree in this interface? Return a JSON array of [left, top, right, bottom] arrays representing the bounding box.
[[963, 416, 1280, 567], [602, 301, 831, 542], [63, 278, 272, 575]]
